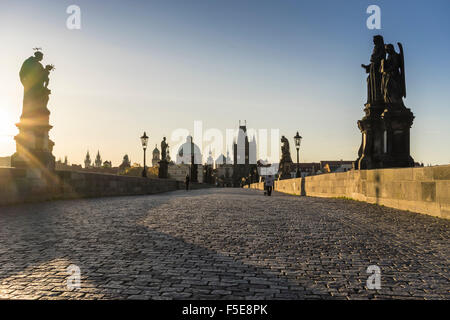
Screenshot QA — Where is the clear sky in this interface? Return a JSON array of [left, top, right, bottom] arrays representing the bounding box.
[[1, 0, 449, 166]]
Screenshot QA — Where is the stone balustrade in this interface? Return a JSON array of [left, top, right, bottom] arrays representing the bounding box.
[[0, 168, 182, 206], [247, 165, 450, 219]]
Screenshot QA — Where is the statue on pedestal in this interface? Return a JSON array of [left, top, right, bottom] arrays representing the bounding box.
[[280, 136, 293, 163], [12, 49, 56, 170], [158, 137, 169, 178], [356, 38, 414, 170], [278, 136, 293, 179]]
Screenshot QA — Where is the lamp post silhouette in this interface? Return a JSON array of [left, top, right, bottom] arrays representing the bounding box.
[[140, 132, 149, 178], [294, 131, 302, 178]]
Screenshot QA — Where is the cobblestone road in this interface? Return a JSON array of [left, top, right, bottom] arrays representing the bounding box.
[[0, 188, 448, 300]]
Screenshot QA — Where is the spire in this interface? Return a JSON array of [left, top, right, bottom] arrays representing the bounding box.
[[84, 150, 92, 168], [95, 150, 102, 167]]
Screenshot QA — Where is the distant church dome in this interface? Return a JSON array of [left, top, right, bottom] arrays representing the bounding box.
[[152, 144, 160, 167], [152, 145, 160, 156], [216, 154, 226, 165], [176, 136, 202, 164]]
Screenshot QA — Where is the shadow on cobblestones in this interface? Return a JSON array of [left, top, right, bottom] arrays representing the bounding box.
[[0, 192, 308, 299]]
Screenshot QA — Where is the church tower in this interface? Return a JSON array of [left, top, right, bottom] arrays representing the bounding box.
[[249, 134, 257, 165], [84, 151, 91, 168], [94, 151, 102, 168], [233, 121, 249, 165], [232, 121, 258, 186]]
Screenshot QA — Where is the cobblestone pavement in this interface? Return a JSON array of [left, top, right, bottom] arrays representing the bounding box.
[[0, 188, 448, 300]]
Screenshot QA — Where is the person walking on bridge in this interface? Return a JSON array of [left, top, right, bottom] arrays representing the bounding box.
[[185, 174, 190, 191], [265, 175, 274, 196]]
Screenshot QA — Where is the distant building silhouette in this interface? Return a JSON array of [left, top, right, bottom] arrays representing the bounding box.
[[215, 154, 226, 166], [94, 151, 102, 168], [168, 135, 204, 183], [84, 151, 92, 168], [103, 160, 112, 168], [152, 144, 160, 167], [176, 136, 202, 165], [232, 121, 258, 186], [215, 153, 234, 187], [56, 156, 82, 171], [206, 149, 214, 166], [320, 160, 353, 173], [226, 149, 232, 164]]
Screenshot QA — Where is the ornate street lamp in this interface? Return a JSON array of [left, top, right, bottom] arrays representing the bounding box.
[[294, 131, 302, 178], [140, 131, 149, 178]]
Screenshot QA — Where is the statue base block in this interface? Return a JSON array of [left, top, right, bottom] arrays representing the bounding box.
[[158, 160, 169, 179], [11, 120, 55, 171], [380, 106, 415, 168], [356, 103, 414, 170], [278, 161, 294, 180], [356, 104, 386, 170]]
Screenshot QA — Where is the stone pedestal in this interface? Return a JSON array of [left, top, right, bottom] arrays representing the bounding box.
[[278, 161, 293, 180], [356, 103, 385, 170], [356, 103, 414, 170], [190, 164, 198, 183], [158, 159, 169, 179], [380, 107, 415, 168], [11, 107, 55, 171]]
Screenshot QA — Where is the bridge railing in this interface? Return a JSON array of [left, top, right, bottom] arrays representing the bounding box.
[[246, 165, 450, 219], [0, 168, 181, 206]]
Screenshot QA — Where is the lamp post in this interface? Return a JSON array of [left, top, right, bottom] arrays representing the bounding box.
[[140, 131, 149, 178], [294, 131, 302, 178]]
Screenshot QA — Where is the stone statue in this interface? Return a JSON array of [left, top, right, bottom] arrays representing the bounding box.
[[280, 136, 293, 163], [278, 135, 293, 179], [161, 137, 168, 161], [19, 49, 53, 118], [356, 38, 414, 170], [381, 43, 406, 107], [361, 35, 386, 105], [12, 49, 55, 170]]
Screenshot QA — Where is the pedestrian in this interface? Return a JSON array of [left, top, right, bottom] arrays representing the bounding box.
[[266, 175, 274, 196], [185, 174, 190, 191], [263, 176, 267, 196]]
